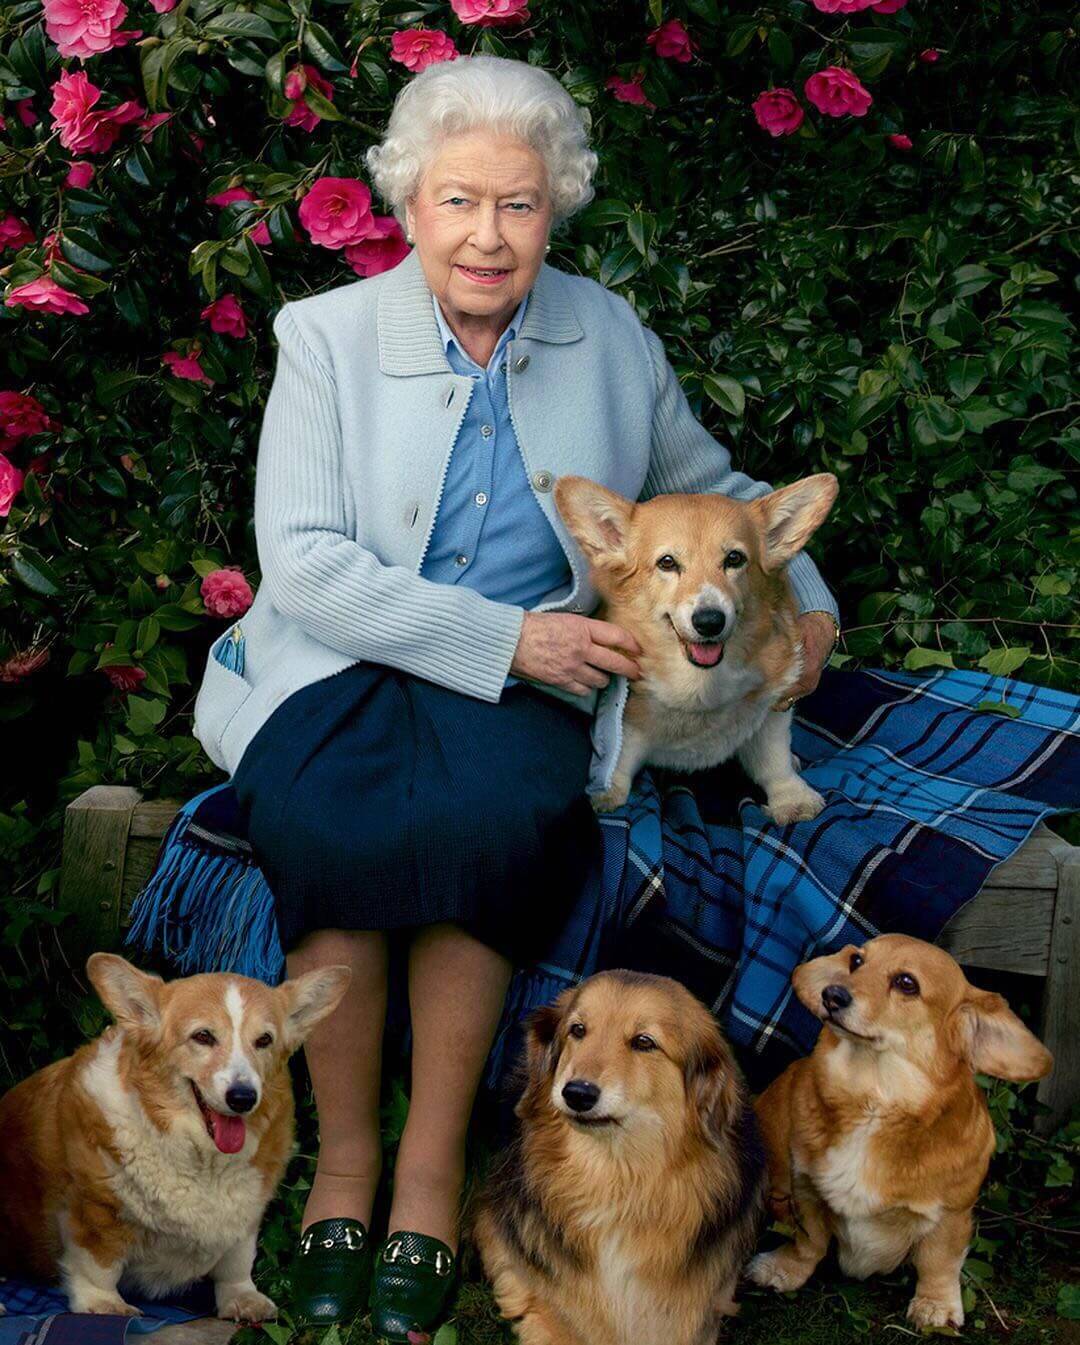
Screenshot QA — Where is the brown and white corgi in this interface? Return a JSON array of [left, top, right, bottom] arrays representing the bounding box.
[[554, 473, 838, 819], [748, 935, 1053, 1329], [0, 954, 350, 1321]]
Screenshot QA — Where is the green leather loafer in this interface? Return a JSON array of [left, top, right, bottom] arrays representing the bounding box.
[[291, 1217, 371, 1326], [369, 1230, 457, 1342]]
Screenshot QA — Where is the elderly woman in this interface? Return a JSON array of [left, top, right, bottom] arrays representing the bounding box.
[[193, 54, 838, 1339]]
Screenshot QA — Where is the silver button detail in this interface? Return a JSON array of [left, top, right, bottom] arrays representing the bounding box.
[[480, 424, 494, 439], [454, 553, 468, 566], [513, 355, 530, 373], [474, 491, 488, 506], [532, 470, 553, 492], [571, 603, 584, 614]]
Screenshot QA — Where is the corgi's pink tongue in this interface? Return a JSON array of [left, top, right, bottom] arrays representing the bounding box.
[[210, 1110, 246, 1154], [688, 642, 724, 667]]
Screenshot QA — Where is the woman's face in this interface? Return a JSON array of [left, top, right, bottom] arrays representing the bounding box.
[[406, 130, 553, 327]]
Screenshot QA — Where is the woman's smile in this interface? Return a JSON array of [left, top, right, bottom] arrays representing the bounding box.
[[456, 264, 513, 286]]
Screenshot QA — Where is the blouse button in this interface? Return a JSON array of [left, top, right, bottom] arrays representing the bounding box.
[[455, 554, 468, 567], [480, 424, 494, 438], [514, 355, 531, 373], [532, 470, 553, 492], [474, 491, 488, 507]]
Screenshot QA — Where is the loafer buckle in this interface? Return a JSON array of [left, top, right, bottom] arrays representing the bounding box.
[[384, 1238, 403, 1264], [434, 1249, 453, 1277]]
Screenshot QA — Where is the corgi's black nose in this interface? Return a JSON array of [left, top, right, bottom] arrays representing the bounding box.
[[691, 608, 727, 639], [562, 1079, 601, 1113], [822, 985, 853, 1013], [225, 1083, 258, 1113]]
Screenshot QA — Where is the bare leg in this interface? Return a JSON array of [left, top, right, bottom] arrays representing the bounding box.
[[388, 923, 512, 1250], [907, 1209, 970, 1330], [287, 928, 389, 1231]]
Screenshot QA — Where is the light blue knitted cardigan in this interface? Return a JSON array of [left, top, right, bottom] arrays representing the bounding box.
[[192, 249, 837, 794]]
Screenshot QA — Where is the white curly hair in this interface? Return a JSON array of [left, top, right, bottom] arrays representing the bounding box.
[[366, 55, 598, 225]]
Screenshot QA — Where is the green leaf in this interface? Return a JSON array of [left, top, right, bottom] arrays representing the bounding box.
[[238, 233, 274, 299], [265, 48, 288, 96], [579, 198, 633, 227], [302, 82, 343, 122], [976, 700, 1020, 719], [1045, 1156, 1075, 1189], [946, 356, 985, 403], [206, 11, 279, 41], [126, 695, 167, 737], [135, 617, 161, 656], [154, 603, 205, 632], [60, 228, 114, 274], [11, 549, 62, 596], [626, 210, 656, 257], [598, 242, 641, 288], [302, 20, 348, 71], [94, 466, 128, 498], [433, 1325, 458, 1345], [978, 647, 1031, 676], [113, 277, 151, 328], [1058, 1284, 1080, 1320], [703, 374, 745, 419], [904, 648, 955, 671], [767, 26, 793, 70]]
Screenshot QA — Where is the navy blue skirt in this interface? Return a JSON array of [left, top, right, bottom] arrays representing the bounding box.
[[230, 664, 600, 961]]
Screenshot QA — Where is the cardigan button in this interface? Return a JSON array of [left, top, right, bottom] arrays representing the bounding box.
[[532, 470, 553, 492], [513, 355, 531, 373]]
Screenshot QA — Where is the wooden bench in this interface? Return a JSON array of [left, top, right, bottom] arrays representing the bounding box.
[[58, 785, 1080, 1129]]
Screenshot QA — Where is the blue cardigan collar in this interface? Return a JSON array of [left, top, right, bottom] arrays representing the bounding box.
[[377, 248, 584, 377]]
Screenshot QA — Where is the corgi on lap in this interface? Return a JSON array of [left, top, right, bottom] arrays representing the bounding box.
[[748, 935, 1053, 1329], [554, 473, 838, 820], [0, 954, 350, 1321]]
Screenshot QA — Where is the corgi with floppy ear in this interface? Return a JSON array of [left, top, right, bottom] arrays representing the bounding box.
[[472, 970, 764, 1345], [554, 473, 838, 818], [748, 935, 1053, 1330], [0, 954, 351, 1322]]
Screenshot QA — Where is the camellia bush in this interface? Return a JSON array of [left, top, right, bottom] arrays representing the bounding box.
[[0, 0, 1077, 1064]]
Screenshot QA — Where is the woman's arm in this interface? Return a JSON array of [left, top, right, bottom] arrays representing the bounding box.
[[639, 327, 839, 622], [253, 304, 525, 702]]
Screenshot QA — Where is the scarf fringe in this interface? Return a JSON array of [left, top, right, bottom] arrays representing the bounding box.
[[125, 789, 284, 985]]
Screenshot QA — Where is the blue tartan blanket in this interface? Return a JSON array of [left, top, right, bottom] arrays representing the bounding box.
[[127, 667, 1080, 1087]]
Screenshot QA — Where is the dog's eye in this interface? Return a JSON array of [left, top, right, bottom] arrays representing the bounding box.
[[849, 953, 864, 972], [723, 549, 747, 570], [656, 554, 679, 572], [892, 972, 920, 996], [630, 1034, 657, 1052], [190, 1029, 216, 1047], [568, 1022, 586, 1040], [254, 1033, 274, 1049]]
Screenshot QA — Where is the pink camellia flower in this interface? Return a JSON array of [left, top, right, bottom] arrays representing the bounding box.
[[450, 0, 529, 26], [17, 99, 38, 127], [810, 0, 876, 11], [804, 66, 873, 117], [43, 0, 142, 60], [752, 87, 805, 137], [0, 112, 6, 132], [299, 177, 375, 250], [201, 294, 248, 338], [0, 391, 59, 451], [390, 28, 458, 72], [344, 216, 410, 277], [162, 349, 212, 385], [606, 70, 655, 109], [201, 566, 254, 618], [149, 0, 176, 10], [49, 70, 144, 154], [65, 160, 95, 188], [871, 0, 908, 10], [104, 662, 147, 693], [887, 132, 913, 150], [919, 48, 941, 63], [5, 275, 90, 316], [0, 214, 34, 249], [0, 645, 50, 683], [0, 454, 24, 516], [283, 64, 335, 132], [646, 19, 696, 62], [208, 185, 272, 245]]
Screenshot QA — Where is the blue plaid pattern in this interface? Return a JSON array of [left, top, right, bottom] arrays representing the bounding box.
[[0, 1279, 210, 1343], [128, 668, 1079, 1088]]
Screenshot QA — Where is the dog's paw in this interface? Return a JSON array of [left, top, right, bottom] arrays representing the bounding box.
[[764, 784, 825, 827], [590, 783, 630, 814], [217, 1289, 278, 1323], [71, 1292, 140, 1316], [906, 1293, 964, 1330], [746, 1249, 813, 1294]]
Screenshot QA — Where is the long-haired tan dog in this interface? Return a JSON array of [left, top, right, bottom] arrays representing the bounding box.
[[473, 971, 764, 1345], [554, 473, 838, 818], [0, 954, 350, 1320], [748, 935, 1053, 1329]]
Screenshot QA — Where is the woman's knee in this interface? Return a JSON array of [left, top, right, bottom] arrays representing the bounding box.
[[288, 926, 387, 976]]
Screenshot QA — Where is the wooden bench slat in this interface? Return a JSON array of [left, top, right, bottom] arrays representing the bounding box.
[[978, 823, 1061, 890], [938, 888, 1054, 975]]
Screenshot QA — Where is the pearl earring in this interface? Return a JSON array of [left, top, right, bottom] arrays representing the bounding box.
[[406, 232, 414, 244], [545, 244, 551, 254]]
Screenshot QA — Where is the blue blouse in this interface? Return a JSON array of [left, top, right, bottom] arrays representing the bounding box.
[[420, 293, 572, 617]]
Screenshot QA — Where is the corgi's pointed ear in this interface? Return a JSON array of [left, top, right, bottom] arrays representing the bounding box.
[[278, 965, 352, 1051], [753, 473, 838, 571], [948, 988, 1053, 1082], [87, 954, 164, 1032], [553, 476, 634, 566]]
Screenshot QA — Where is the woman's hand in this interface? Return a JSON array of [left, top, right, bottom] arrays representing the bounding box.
[[511, 612, 642, 697], [774, 612, 838, 711]]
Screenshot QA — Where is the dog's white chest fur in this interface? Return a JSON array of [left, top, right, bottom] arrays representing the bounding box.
[[813, 1123, 882, 1219], [595, 1233, 667, 1344], [80, 1033, 268, 1294], [637, 660, 772, 773]]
